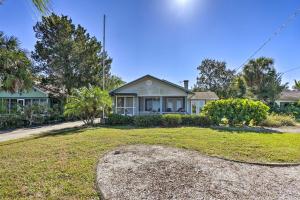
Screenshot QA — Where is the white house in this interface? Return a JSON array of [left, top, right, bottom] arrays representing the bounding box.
[[275, 90, 300, 107], [109, 75, 219, 116]]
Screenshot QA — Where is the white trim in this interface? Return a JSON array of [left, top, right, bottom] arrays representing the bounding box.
[[115, 96, 135, 116]]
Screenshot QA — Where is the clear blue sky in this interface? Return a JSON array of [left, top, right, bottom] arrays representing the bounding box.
[[1, 0, 300, 87]]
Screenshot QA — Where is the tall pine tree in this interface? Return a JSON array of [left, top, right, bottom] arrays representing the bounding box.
[[32, 13, 117, 95]]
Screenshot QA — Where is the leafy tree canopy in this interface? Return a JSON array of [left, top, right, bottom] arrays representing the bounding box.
[[0, 32, 33, 92], [243, 57, 287, 103], [32, 13, 121, 95], [64, 86, 112, 125], [194, 59, 235, 98], [228, 75, 249, 98]]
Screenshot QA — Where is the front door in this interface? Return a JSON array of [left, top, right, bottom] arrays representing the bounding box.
[[17, 99, 25, 111], [191, 100, 205, 114]]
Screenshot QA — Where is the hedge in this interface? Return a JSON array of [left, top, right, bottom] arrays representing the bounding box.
[[201, 98, 269, 126], [106, 114, 211, 127], [133, 115, 162, 127], [106, 114, 134, 125]]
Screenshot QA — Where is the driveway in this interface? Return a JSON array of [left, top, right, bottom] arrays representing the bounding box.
[[0, 120, 85, 142], [267, 125, 300, 133]]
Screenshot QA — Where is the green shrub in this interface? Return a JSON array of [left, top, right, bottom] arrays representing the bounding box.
[[106, 114, 133, 125], [161, 114, 182, 127], [260, 114, 296, 127], [133, 115, 162, 127], [0, 115, 27, 129], [201, 98, 269, 126], [181, 115, 211, 127]]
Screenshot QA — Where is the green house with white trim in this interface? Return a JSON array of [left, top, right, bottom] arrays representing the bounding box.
[[0, 86, 62, 114]]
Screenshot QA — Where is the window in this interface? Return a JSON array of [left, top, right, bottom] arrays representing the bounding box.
[[25, 99, 32, 106], [116, 96, 135, 116], [145, 97, 160, 112], [166, 97, 184, 112], [33, 99, 40, 105]]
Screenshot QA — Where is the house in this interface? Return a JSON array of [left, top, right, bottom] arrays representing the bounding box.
[[0, 85, 63, 114], [109, 75, 219, 116], [275, 90, 300, 107]]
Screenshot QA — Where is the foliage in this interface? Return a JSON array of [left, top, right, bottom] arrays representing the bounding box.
[[161, 114, 182, 127], [106, 114, 133, 125], [0, 114, 26, 129], [0, 32, 33, 92], [243, 57, 287, 103], [260, 114, 296, 127], [181, 115, 211, 127], [228, 75, 248, 98], [133, 115, 162, 127], [23, 104, 47, 126], [201, 98, 269, 126], [32, 13, 122, 94], [194, 59, 235, 98], [270, 102, 300, 119], [64, 86, 112, 125], [293, 80, 300, 90], [31, 0, 50, 14], [107, 114, 212, 127]]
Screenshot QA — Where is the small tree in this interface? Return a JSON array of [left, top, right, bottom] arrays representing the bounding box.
[[194, 59, 235, 98], [64, 86, 112, 125]]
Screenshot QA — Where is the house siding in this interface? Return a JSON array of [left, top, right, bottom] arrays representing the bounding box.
[[114, 78, 188, 97]]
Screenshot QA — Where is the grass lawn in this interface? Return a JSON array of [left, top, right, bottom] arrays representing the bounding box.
[[0, 126, 300, 199]]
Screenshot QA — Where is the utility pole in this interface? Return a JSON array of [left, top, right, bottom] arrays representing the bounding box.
[[101, 14, 106, 123], [102, 14, 106, 90]]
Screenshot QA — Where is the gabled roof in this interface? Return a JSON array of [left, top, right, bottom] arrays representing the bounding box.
[[34, 84, 66, 98], [110, 74, 193, 95], [277, 90, 300, 101], [191, 91, 219, 100]]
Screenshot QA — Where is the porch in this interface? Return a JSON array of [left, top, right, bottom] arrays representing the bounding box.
[[114, 96, 188, 116]]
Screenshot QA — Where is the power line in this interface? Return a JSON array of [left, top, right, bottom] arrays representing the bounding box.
[[281, 66, 300, 75], [234, 7, 300, 72]]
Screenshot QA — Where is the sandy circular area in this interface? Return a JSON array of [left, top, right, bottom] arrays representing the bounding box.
[[96, 145, 300, 200]]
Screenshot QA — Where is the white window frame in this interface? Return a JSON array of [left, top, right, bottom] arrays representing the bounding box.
[[115, 96, 135, 116]]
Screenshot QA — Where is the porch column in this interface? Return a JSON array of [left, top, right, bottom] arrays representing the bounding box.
[[8, 99, 11, 114], [160, 96, 163, 114], [135, 97, 139, 115], [184, 96, 188, 114]]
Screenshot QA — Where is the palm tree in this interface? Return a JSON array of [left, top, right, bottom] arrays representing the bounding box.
[[32, 0, 50, 14], [294, 80, 300, 90], [0, 0, 50, 14], [242, 57, 287, 102], [0, 32, 33, 92]]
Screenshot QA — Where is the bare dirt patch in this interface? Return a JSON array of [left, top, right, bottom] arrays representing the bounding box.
[[96, 145, 300, 200]]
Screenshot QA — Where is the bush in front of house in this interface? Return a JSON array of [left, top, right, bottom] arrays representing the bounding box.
[[133, 115, 162, 127], [181, 115, 211, 127], [161, 114, 182, 127], [201, 98, 269, 126], [107, 114, 212, 128], [260, 114, 296, 127], [106, 114, 134, 125], [0, 114, 27, 129]]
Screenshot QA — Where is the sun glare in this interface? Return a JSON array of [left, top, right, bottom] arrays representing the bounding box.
[[176, 0, 189, 6]]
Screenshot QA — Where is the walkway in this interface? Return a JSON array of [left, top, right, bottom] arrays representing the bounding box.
[[0, 121, 84, 142]]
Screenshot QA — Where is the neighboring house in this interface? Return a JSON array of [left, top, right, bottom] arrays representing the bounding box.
[[109, 75, 219, 116], [275, 90, 300, 107], [190, 91, 219, 114], [0, 85, 62, 114]]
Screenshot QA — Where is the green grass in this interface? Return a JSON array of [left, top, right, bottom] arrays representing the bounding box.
[[0, 126, 300, 199]]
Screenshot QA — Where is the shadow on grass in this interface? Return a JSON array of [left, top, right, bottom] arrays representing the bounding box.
[[211, 126, 282, 134], [0, 126, 87, 147]]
